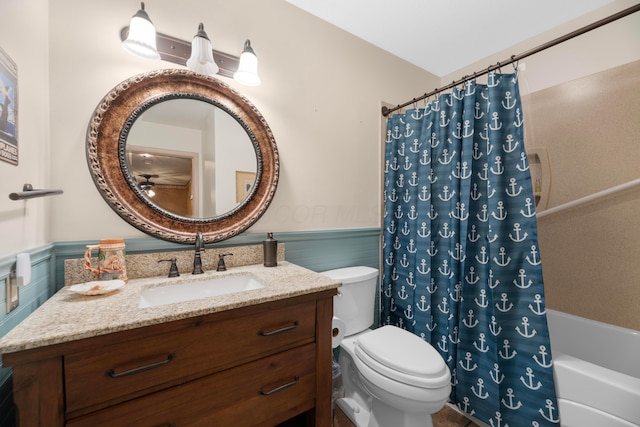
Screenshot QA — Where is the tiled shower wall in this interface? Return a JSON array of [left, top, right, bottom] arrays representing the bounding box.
[[524, 60, 640, 331]]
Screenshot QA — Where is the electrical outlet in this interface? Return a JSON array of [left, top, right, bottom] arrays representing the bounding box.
[[5, 274, 19, 314]]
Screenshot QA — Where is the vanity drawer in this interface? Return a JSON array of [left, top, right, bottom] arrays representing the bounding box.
[[64, 300, 316, 414], [67, 343, 316, 427]]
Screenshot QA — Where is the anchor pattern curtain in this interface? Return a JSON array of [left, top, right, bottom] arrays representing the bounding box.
[[381, 72, 560, 426]]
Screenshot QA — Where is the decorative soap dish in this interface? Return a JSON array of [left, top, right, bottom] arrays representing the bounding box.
[[69, 280, 125, 296]]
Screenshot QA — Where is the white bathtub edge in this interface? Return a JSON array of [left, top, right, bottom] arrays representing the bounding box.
[[553, 353, 640, 426], [557, 399, 638, 427]]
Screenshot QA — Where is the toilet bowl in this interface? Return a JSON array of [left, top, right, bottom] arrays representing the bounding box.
[[321, 267, 451, 427]]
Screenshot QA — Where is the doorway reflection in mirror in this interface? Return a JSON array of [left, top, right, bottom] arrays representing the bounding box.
[[125, 98, 257, 219]]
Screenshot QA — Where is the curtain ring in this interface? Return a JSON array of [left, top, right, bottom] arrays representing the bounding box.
[[431, 88, 439, 103], [512, 59, 520, 82], [511, 55, 519, 72], [460, 76, 468, 92], [496, 61, 502, 74], [487, 64, 494, 79], [423, 95, 431, 111]]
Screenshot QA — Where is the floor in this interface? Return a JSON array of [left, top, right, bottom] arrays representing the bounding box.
[[333, 404, 479, 427]]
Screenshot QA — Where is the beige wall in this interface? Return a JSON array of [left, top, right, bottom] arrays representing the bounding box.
[[525, 61, 640, 331], [45, 0, 438, 244], [0, 0, 50, 256]]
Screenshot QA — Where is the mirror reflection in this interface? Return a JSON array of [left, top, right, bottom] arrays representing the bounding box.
[[125, 99, 257, 219]]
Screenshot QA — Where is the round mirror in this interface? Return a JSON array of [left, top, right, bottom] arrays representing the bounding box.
[[125, 99, 257, 218], [86, 69, 279, 244]]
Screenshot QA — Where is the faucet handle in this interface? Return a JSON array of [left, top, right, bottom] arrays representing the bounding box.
[[216, 253, 233, 272], [158, 258, 180, 277]]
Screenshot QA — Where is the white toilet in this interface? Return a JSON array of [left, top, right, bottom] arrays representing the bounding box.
[[322, 266, 451, 427]]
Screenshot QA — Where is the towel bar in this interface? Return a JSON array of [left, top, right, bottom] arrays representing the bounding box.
[[9, 183, 64, 200]]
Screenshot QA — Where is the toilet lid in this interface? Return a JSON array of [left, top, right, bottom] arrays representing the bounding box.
[[355, 326, 450, 388]]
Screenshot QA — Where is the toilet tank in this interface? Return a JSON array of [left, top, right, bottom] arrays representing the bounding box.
[[321, 266, 379, 336]]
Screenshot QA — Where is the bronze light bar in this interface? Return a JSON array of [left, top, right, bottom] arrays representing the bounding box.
[[120, 26, 240, 79]]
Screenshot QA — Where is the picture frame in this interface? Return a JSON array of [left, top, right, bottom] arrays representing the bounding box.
[[235, 170, 256, 202], [0, 46, 18, 166]]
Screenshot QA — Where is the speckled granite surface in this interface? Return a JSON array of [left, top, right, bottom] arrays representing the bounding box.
[[65, 243, 285, 285], [0, 261, 340, 354]]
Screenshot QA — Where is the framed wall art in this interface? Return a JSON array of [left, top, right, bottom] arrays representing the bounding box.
[[0, 46, 18, 166], [235, 170, 256, 203]]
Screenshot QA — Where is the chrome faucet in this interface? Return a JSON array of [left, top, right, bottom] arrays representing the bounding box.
[[193, 231, 205, 274]]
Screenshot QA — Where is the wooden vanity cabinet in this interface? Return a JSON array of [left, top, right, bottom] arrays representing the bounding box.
[[5, 290, 335, 427]]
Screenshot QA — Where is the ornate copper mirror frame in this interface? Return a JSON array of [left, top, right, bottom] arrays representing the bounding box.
[[86, 69, 279, 244]]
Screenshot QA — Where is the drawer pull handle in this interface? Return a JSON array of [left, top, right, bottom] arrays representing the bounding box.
[[258, 376, 300, 395], [106, 353, 176, 378], [258, 321, 299, 336]]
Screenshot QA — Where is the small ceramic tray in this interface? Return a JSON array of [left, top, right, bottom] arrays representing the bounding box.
[[69, 280, 125, 296]]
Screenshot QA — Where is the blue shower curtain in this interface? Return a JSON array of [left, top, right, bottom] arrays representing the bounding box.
[[381, 72, 560, 426]]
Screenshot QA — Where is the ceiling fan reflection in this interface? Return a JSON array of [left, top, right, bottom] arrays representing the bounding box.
[[138, 174, 158, 197]]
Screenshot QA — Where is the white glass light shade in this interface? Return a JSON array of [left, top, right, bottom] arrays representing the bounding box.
[[186, 24, 219, 76], [234, 40, 261, 86], [122, 3, 160, 60]]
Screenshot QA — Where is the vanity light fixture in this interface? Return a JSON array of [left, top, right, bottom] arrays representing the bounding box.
[[120, 4, 261, 85], [233, 40, 261, 87], [186, 23, 219, 76], [121, 2, 160, 60]]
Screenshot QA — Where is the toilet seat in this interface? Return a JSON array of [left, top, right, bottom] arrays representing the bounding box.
[[355, 326, 450, 389]]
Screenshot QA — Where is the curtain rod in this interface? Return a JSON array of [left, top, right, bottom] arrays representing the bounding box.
[[381, 3, 640, 117]]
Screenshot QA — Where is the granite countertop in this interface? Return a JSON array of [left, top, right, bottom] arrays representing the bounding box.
[[0, 262, 340, 354]]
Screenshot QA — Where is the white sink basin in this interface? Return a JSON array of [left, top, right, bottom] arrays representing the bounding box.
[[138, 274, 264, 308]]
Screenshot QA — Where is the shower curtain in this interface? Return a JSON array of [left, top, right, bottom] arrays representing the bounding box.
[[381, 72, 560, 426]]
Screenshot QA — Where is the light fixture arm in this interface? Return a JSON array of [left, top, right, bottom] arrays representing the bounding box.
[[194, 23, 209, 40], [120, 26, 240, 78], [133, 2, 153, 23], [241, 39, 255, 55]]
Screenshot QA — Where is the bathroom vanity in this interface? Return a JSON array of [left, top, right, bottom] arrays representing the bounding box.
[[0, 262, 339, 426]]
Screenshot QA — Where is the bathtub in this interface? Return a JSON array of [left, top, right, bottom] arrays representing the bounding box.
[[547, 309, 640, 426]]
